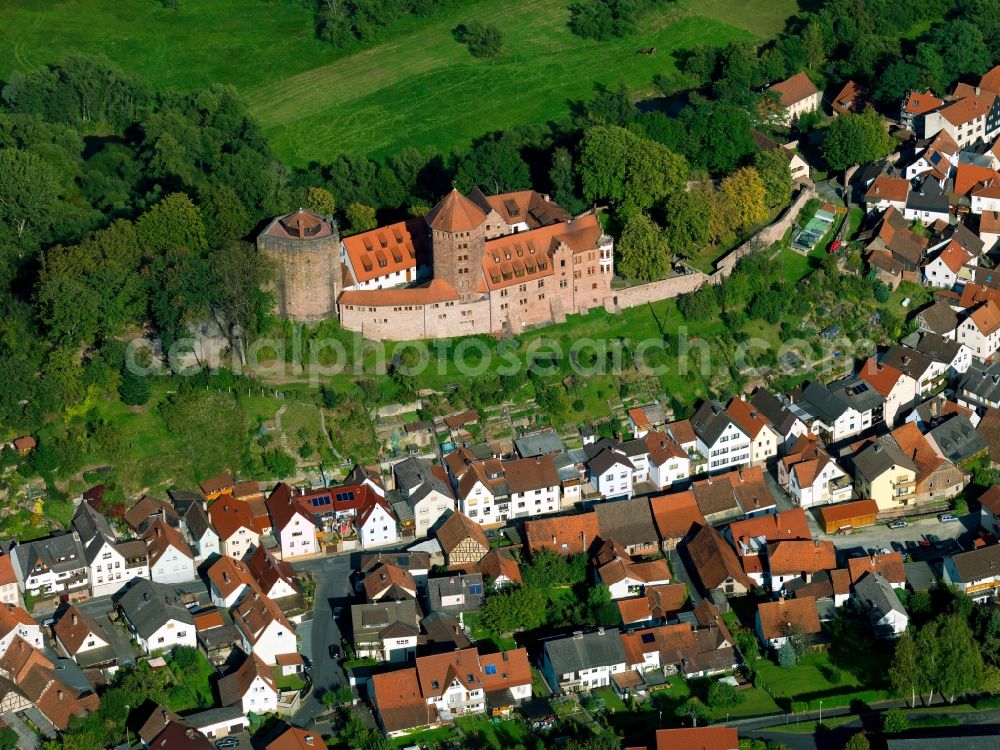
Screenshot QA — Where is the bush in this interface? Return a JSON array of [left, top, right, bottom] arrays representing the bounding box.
[[263, 449, 296, 478], [455, 21, 503, 58], [778, 642, 798, 669], [883, 708, 909, 734], [118, 366, 151, 406], [708, 680, 744, 709]]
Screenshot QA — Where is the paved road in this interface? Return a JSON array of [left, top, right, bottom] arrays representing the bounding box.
[[824, 512, 975, 559], [290, 554, 355, 727]]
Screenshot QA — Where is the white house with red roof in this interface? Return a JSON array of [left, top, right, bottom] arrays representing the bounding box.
[[858, 358, 918, 428], [356, 497, 398, 548], [266, 484, 318, 560], [726, 397, 779, 465], [958, 298, 1000, 361], [208, 499, 261, 560], [232, 590, 296, 666], [925, 240, 975, 289], [644, 431, 691, 489], [0, 603, 41, 653], [768, 72, 821, 126]]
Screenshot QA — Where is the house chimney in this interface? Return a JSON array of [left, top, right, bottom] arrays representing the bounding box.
[[57, 690, 63, 701], [305, 736, 314, 746], [71, 613, 78, 625]]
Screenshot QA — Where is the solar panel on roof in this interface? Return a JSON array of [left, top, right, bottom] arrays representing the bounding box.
[[335, 491, 355, 502], [641, 632, 655, 643], [485, 664, 497, 675], [397, 556, 408, 565], [469, 584, 483, 595]]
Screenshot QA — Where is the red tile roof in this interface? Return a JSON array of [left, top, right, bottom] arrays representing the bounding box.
[[866, 175, 910, 203], [341, 217, 425, 284], [649, 491, 705, 542], [425, 188, 487, 233], [656, 726, 739, 750], [339, 278, 459, 308], [525, 511, 599, 555], [903, 89, 944, 117], [208, 497, 259, 541], [757, 596, 821, 640], [858, 357, 909, 397], [767, 540, 837, 576], [847, 552, 906, 585], [771, 72, 819, 107], [728, 508, 810, 551], [142, 518, 193, 565]]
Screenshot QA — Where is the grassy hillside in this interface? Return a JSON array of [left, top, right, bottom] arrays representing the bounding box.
[[0, 0, 796, 164]]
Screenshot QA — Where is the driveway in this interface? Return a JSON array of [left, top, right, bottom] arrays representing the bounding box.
[[290, 554, 355, 726], [819, 511, 976, 560]]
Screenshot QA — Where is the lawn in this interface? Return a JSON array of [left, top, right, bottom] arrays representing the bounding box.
[[165, 649, 217, 713], [454, 715, 530, 749], [0, 0, 797, 164]]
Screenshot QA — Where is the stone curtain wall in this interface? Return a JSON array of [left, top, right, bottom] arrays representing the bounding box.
[[609, 186, 817, 312]]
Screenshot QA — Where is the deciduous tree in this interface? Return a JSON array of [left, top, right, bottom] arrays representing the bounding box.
[[617, 213, 668, 281], [720, 167, 767, 231], [821, 108, 894, 172]]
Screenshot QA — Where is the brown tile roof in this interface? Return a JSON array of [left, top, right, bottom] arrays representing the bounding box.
[[142, 518, 193, 566], [436, 511, 488, 555], [207, 556, 255, 599], [598, 557, 671, 587], [858, 358, 909, 397], [477, 549, 521, 585], [959, 282, 1000, 309], [0, 636, 52, 683], [981, 210, 1000, 234], [138, 706, 183, 744], [903, 89, 944, 117], [444, 410, 480, 429], [621, 623, 696, 668], [686, 525, 753, 592], [219, 653, 276, 707], [0, 553, 16, 588], [832, 80, 868, 116], [757, 596, 821, 640], [149, 722, 213, 750], [667, 419, 697, 445], [830, 568, 852, 595], [655, 726, 739, 750], [199, 473, 234, 496], [725, 398, 774, 439], [53, 606, 103, 655], [980, 481, 1000, 516], [245, 544, 299, 598], [503, 455, 560, 493], [124, 495, 179, 533], [193, 610, 225, 631], [265, 483, 308, 533], [525, 511, 599, 555], [21, 666, 98, 730], [771, 72, 819, 107], [819, 499, 879, 526], [208, 497, 259, 541], [954, 163, 1000, 197], [939, 89, 996, 127], [595, 497, 659, 549], [267, 727, 326, 750], [649, 491, 705, 542], [232, 591, 292, 646], [644, 431, 687, 465], [935, 241, 973, 274], [371, 667, 434, 734], [728, 508, 810, 552], [847, 552, 906, 585], [415, 647, 483, 695], [339, 278, 460, 308], [616, 583, 687, 624], [969, 299, 1000, 336], [891, 422, 950, 484], [425, 188, 487, 233], [363, 562, 416, 601], [981, 65, 1000, 96], [865, 175, 909, 203], [692, 465, 773, 517], [12, 436, 35, 452], [341, 217, 424, 284], [480, 647, 531, 691], [766, 540, 836, 576]]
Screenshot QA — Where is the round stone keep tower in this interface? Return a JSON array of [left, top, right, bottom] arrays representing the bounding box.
[[425, 189, 487, 299], [257, 209, 341, 321]]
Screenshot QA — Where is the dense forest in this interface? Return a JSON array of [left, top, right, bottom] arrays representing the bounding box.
[[0, 0, 997, 453]]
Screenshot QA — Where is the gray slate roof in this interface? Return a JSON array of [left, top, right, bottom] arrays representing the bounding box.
[[114, 579, 194, 638], [594, 498, 658, 548], [903, 560, 938, 591], [351, 599, 420, 644], [14, 533, 87, 579], [797, 381, 851, 423], [543, 628, 626, 674], [959, 359, 1000, 405], [928, 414, 987, 463], [393, 457, 454, 507], [691, 401, 738, 447], [514, 430, 565, 458], [853, 439, 917, 482], [828, 376, 884, 414], [586, 447, 634, 476], [749, 388, 801, 436], [906, 176, 949, 213], [906, 330, 964, 364], [854, 572, 907, 621], [881, 345, 934, 381], [426, 573, 485, 615], [71, 504, 115, 546]]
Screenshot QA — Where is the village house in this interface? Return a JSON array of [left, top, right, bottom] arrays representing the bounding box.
[[200, 474, 236, 502], [351, 599, 420, 662], [232, 590, 296, 665], [143, 518, 196, 584], [0, 550, 20, 607], [10, 533, 89, 601], [755, 596, 822, 650], [207, 556, 256, 608], [426, 574, 485, 622], [114, 579, 196, 654], [594, 497, 660, 557], [749, 388, 809, 453], [53, 605, 117, 672], [356, 495, 398, 549], [541, 628, 627, 693], [266, 484, 319, 560], [778, 435, 852, 508], [209, 498, 262, 560], [766, 540, 837, 593], [627, 404, 667, 439], [392, 457, 456, 539], [769, 72, 821, 126], [891, 423, 965, 504], [864, 174, 910, 214], [906, 331, 973, 384], [857, 358, 918, 427], [726, 508, 811, 587], [904, 176, 950, 224], [691, 401, 752, 474], [477, 548, 521, 589], [786, 381, 870, 443], [643, 431, 691, 489], [524, 511, 600, 556], [848, 551, 907, 589], [585, 442, 637, 499], [0, 603, 41, 653], [925, 240, 975, 288], [359, 551, 430, 590], [957, 298, 1000, 360], [852, 440, 918, 512], [363, 563, 418, 602], [436, 511, 489, 565], [649, 491, 706, 551], [218, 653, 279, 716], [616, 584, 687, 629], [597, 554, 671, 601], [182, 502, 221, 563], [904, 129, 960, 182], [246, 544, 301, 603], [958, 358, 1000, 411], [925, 413, 987, 464], [725, 397, 780, 465], [944, 544, 1000, 601], [980, 485, 1000, 536], [690, 465, 775, 523], [684, 525, 754, 597]]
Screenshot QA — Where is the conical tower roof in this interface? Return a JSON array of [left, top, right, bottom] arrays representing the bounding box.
[[425, 188, 487, 233]]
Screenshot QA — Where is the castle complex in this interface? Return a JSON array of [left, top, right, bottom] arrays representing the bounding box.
[[257, 188, 615, 339]]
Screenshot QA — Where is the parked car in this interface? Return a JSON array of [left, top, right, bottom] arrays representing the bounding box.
[[888, 520, 908, 530], [41, 618, 55, 628], [215, 739, 239, 749], [938, 513, 959, 523], [329, 645, 340, 659], [891, 541, 906, 553], [333, 606, 343, 618], [877, 548, 891, 555]]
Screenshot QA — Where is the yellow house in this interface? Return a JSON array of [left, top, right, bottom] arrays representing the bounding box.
[[853, 441, 917, 512]]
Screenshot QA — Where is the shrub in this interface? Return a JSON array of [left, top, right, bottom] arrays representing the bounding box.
[[455, 21, 503, 58], [707, 680, 744, 709], [778, 642, 798, 669], [883, 708, 909, 734]]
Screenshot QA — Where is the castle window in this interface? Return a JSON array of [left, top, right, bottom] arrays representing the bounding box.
[[538, 294, 545, 300], [560, 280, 568, 288], [500, 289, 508, 297], [518, 284, 527, 293], [537, 280, 544, 288], [560, 259, 566, 268]]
